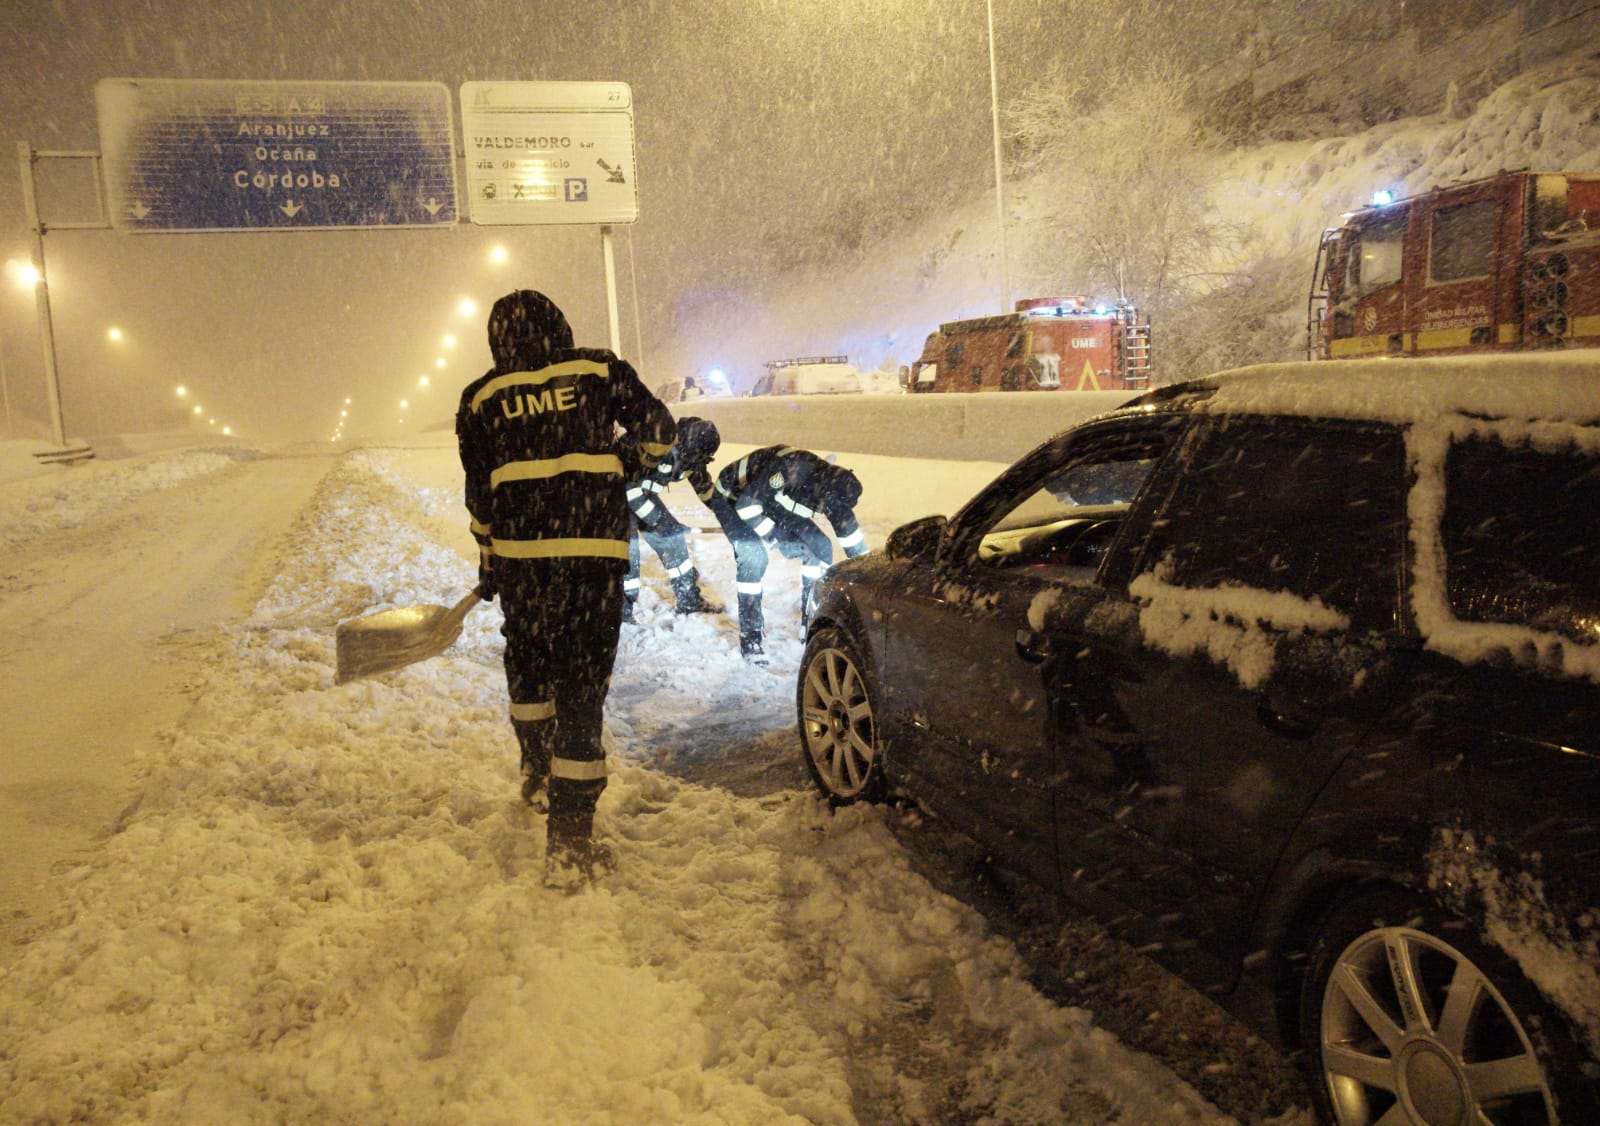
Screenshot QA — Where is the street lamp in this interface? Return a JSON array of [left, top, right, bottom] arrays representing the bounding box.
[[986, 0, 1011, 313]]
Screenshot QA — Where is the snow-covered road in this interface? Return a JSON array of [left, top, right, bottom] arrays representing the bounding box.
[[0, 447, 335, 949], [0, 436, 1309, 1123]]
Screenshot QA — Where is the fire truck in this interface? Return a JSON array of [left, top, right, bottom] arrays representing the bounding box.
[[1309, 170, 1600, 359], [907, 297, 1152, 393]]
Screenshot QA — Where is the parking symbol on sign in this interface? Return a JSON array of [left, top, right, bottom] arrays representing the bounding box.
[[564, 179, 588, 202]]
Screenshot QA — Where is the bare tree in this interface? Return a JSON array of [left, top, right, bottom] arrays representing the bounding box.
[[1007, 54, 1308, 381]]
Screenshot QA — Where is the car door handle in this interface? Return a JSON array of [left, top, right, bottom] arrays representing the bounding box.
[[1255, 696, 1321, 739], [1015, 627, 1053, 664]]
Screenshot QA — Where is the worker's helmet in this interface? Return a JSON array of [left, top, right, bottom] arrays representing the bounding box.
[[675, 416, 720, 467]]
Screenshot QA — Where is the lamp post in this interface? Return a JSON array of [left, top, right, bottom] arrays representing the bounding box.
[[986, 0, 1011, 314]]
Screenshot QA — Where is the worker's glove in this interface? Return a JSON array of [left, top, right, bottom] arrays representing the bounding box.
[[476, 557, 498, 602]]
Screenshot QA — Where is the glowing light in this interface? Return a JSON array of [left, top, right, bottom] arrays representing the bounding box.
[[1372, 189, 1395, 206], [6, 259, 41, 288], [435, 357, 446, 369], [707, 368, 728, 385], [192, 405, 203, 415], [176, 386, 188, 397], [400, 399, 409, 410], [419, 376, 430, 388], [107, 327, 124, 343], [442, 334, 457, 349], [222, 426, 232, 436], [456, 297, 477, 318], [488, 245, 509, 265]]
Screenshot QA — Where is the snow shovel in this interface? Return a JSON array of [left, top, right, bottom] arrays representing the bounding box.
[[335, 588, 484, 685]]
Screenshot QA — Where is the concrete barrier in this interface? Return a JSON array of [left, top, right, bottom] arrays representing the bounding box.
[[670, 390, 1137, 463]]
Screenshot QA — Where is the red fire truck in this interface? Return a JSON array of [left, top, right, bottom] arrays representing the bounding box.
[[1309, 171, 1600, 359], [907, 297, 1152, 393]]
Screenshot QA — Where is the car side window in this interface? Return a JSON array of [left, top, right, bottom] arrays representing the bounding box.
[[1442, 436, 1600, 644], [977, 425, 1177, 570], [1148, 418, 1408, 632]]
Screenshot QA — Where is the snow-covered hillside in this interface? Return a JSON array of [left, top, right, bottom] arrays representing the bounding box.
[[651, 54, 1600, 391]]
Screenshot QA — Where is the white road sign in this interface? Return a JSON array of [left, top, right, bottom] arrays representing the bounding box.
[[460, 81, 638, 226]]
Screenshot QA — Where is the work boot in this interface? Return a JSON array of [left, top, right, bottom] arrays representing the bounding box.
[[544, 837, 617, 892], [515, 725, 553, 812], [543, 781, 613, 890], [621, 595, 638, 625], [671, 571, 722, 615], [519, 764, 549, 813], [739, 620, 768, 667]]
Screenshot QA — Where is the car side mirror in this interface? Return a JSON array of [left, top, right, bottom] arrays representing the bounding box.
[[886, 514, 947, 562]]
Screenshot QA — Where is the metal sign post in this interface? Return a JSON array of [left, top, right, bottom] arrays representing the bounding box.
[[16, 142, 77, 454]]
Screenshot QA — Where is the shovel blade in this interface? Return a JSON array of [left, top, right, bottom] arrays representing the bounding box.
[[334, 591, 482, 684]]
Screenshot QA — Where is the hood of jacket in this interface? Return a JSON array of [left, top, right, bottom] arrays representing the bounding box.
[[487, 290, 574, 371]]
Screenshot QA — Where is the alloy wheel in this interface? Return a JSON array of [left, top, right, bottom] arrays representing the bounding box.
[[800, 642, 878, 802], [1319, 924, 1556, 1125]]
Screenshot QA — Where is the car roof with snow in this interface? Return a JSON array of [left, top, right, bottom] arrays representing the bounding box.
[[1119, 351, 1600, 427]]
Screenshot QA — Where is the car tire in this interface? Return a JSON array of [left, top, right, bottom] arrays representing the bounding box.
[[1299, 885, 1598, 1125], [797, 626, 884, 805]]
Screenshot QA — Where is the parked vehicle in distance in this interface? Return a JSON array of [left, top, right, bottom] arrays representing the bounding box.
[[908, 296, 1152, 393], [1310, 170, 1600, 359], [750, 356, 865, 397], [798, 354, 1600, 1124]]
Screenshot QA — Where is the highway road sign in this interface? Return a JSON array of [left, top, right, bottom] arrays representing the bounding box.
[[460, 81, 638, 226], [95, 78, 459, 233]]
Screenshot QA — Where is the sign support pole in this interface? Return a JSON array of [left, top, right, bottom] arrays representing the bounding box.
[[601, 225, 622, 357], [16, 142, 72, 451]]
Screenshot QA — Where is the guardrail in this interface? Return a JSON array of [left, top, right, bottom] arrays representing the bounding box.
[[671, 390, 1136, 464]]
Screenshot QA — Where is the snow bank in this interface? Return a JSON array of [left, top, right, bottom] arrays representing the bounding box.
[[0, 443, 1238, 1124], [0, 440, 246, 555]]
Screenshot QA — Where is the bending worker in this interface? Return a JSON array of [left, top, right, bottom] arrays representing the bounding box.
[[620, 422, 721, 622], [679, 434, 868, 664], [456, 288, 676, 889]]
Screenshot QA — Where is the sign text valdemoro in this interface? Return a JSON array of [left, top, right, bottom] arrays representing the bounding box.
[[459, 81, 638, 226]]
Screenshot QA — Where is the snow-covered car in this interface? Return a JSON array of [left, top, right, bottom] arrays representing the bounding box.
[[751, 357, 863, 396], [797, 355, 1600, 1125]]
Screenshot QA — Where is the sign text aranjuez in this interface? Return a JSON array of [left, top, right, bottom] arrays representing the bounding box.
[[96, 79, 459, 233]]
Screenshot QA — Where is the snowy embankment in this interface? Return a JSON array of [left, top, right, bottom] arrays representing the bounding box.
[[0, 440, 1244, 1124], [652, 54, 1600, 386], [0, 439, 244, 554]]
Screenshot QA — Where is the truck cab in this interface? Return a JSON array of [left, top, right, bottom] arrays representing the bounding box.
[[1311, 171, 1600, 358]]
